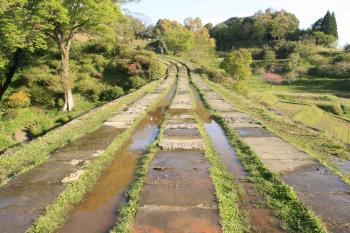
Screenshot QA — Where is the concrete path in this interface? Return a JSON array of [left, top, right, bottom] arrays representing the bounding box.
[[0, 66, 177, 233], [192, 73, 350, 233], [132, 65, 222, 233]]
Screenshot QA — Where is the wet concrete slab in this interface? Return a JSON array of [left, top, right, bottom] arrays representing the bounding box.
[[163, 128, 200, 137], [140, 151, 216, 207], [132, 206, 222, 233], [159, 137, 204, 151], [235, 127, 275, 138]]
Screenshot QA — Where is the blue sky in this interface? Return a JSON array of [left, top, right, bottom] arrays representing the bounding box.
[[125, 0, 350, 46]]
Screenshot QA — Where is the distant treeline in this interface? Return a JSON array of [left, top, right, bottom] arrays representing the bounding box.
[[208, 9, 338, 50]]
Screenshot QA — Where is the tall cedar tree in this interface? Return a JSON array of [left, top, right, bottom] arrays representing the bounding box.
[[321, 10, 338, 38]]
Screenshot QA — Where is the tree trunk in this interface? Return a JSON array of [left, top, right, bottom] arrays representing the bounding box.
[[59, 41, 74, 112], [0, 48, 23, 100]]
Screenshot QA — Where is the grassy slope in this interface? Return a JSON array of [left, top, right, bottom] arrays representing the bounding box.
[[0, 80, 162, 186]]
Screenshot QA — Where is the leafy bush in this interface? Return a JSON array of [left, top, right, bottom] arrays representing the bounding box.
[[130, 76, 146, 89], [28, 117, 55, 137], [309, 54, 330, 66], [29, 85, 61, 108], [333, 53, 350, 63], [99, 86, 124, 101], [81, 63, 98, 77], [309, 62, 350, 78], [2, 109, 19, 120], [275, 41, 297, 59], [75, 78, 105, 102], [5, 90, 31, 108], [316, 102, 343, 115]]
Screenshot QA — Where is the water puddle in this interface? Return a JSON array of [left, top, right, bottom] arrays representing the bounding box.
[[58, 80, 177, 233]]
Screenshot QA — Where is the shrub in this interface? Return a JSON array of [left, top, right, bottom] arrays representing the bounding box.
[[29, 85, 60, 108], [127, 63, 141, 75], [2, 109, 19, 120], [285, 71, 298, 84], [221, 49, 253, 82], [81, 63, 98, 77], [130, 76, 146, 89], [28, 116, 55, 137], [75, 78, 105, 102], [333, 53, 350, 63], [262, 47, 276, 71], [99, 86, 124, 101], [308, 62, 350, 78], [316, 102, 344, 115], [5, 90, 31, 108], [275, 41, 297, 59]]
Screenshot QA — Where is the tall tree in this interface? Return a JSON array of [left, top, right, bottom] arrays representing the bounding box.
[[320, 10, 338, 38], [0, 0, 45, 100], [221, 49, 252, 82], [29, 0, 122, 111], [184, 17, 203, 32]]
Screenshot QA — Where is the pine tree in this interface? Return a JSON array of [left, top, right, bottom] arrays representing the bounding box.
[[321, 11, 332, 35], [320, 10, 338, 38], [331, 12, 338, 38]]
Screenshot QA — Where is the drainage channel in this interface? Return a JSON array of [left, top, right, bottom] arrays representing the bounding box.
[[131, 65, 222, 232], [57, 75, 177, 233], [191, 81, 286, 232]]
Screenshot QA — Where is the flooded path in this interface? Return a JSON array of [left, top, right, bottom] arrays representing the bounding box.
[[58, 81, 177, 233], [192, 84, 285, 233], [191, 72, 350, 233], [0, 65, 177, 233], [132, 65, 222, 232]]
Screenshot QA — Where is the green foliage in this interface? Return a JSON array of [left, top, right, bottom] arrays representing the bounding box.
[[316, 102, 343, 115], [210, 9, 299, 50], [221, 49, 253, 82], [130, 76, 146, 89], [262, 47, 276, 70], [99, 86, 124, 101], [318, 11, 338, 38], [164, 26, 195, 55], [308, 62, 350, 78]]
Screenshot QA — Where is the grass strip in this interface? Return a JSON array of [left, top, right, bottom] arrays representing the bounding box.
[[203, 78, 350, 185], [109, 122, 164, 233], [0, 80, 162, 186], [195, 114, 249, 233], [26, 75, 176, 233]]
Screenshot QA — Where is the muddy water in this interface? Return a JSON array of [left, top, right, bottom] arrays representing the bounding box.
[[58, 83, 177, 233], [191, 86, 285, 233]]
